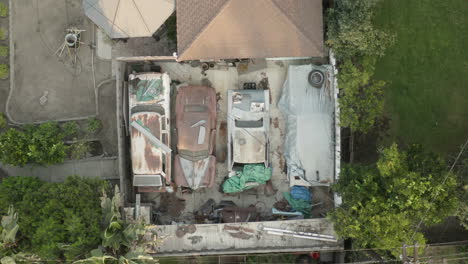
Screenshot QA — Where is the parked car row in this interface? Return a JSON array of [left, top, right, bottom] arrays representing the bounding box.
[[128, 72, 270, 192]]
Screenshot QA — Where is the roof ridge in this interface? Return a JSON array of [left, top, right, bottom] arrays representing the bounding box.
[[178, 0, 232, 58], [269, 0, 321, 51]]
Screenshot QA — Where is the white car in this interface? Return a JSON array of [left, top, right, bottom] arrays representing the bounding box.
[[227, 89, 270, 174]]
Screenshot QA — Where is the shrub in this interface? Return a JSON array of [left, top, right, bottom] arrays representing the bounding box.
[[338, 57, 385, 133], [0, 28, 6, 40], [86, 117, 102, 135], [327, 0, 395, 59], [329, 144, 458, 257], [61, 121, 79, 138], [0, 128, 31, 166], [0, 112, 6, 129], [0, 176, 110, 262], [25, 122, 68, 165], [0, 122, 68, 166], [0, 64, 9, 79], [0, 46, 8, 57], [0, 3, 7, 17], [70, 141, 91, 160]]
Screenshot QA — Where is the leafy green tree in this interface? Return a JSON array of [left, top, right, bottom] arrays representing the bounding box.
[[0, 64, 7, 80], [25, 122, 68, 165], [61, 121, 79, 138], [75, 186, 158, 264], [0, 122, 68, 166], [329, 144, 458, 257], [338, 57, 385, 133], [0, 46, 8, 57], [0, 206, 42, 264], [0, 176, 109, 262], [70, 141, 91, 160], [0, 113, 6, 129], [86, 117, 102, 135], [327, 0, 395, 59], [0, 3, 7, 17], [0, 129, 31, 167]]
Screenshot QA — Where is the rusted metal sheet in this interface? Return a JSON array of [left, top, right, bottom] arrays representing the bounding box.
[[131, 112, 163, 175]]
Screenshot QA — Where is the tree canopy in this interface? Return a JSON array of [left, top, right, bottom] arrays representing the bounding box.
[[338, 57, 385, 133], [0, 122, 69, 166], [329, 144, 458, 257], [0, 176, 109, 262]]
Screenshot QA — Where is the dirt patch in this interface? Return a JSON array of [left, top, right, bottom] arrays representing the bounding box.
[[310, 186, 334, 218], [157, 193, 186, 218]]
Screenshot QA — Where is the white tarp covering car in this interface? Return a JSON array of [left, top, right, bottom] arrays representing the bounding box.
[[278, 64, 335, 186]]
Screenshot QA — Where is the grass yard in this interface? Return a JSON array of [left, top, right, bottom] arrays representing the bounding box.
[[373, 0, 468, 154]]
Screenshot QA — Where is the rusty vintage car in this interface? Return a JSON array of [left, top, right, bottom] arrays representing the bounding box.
[[174, 85, 217, 189], [129, 72, 172, 192], [227, 89, 270, 174]]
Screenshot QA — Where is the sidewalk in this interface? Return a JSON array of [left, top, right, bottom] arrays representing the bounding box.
[[0, 157, 119, 182]]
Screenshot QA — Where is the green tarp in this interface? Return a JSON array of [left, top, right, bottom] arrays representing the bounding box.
[[222, 164, 272, 193], [283, 192, 312, 218]]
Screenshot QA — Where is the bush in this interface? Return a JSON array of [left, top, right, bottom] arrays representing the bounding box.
[[0, 113, 6, 129], [0, 28, 6, 40], [327, 0, 395, 59], [0, 3, 7, 17], [338, 57, 385, 132], [61, 121, 79, 138], [0, 176, 110, 261], [70, 141, 91, 160], [0, 64, 9, 79], [0, 122, 68, 166], [0, 46, 8, 57], [24, 122, 68, 165], [329, 144, 458, 257], [86, 117, 102, 135], [0, 128, 31, 166]]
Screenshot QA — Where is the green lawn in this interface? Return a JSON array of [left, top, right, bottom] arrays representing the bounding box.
[[373, 0, 468, 154]]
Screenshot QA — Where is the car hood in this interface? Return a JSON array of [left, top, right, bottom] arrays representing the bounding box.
[[176, 86, 216, 156], [131, 112, 163, 175], [233, 127, 266, 164]]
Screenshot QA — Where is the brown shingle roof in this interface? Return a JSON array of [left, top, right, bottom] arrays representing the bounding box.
[[177, 0, 324, 61]]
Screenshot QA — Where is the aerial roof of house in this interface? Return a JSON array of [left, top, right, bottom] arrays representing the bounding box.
[[176, 0, 324, 61]]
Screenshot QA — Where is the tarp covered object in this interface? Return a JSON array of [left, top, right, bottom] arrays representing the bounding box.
[[278, 64, 335, 186], [223, 165, 272, 193], [283, 191, 312, 218], [291, 186, 311, 202]]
